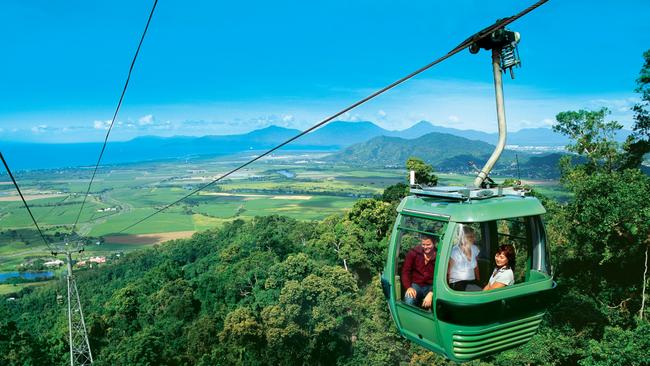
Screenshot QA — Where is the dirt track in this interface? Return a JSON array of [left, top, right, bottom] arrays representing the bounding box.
[[104, 231, 196, 244], [0, 193, 66, 202]]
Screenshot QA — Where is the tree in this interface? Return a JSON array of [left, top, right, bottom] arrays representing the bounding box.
[[381, 182, 409, 203], [552, 102, 650, 332], [553, 108, 623, 172], [261, 261, 358, 365], [622, 49, 650, 170], [580, 322, 650, 366], [406, 157, 438, 186], [0, 321, 50, 365], [219, 307, 264, 364]]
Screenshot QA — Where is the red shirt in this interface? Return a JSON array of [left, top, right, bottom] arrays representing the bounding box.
[[401, 245, 436, 289]]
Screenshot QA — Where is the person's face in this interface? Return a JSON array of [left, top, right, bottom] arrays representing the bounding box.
[[463, 233, 475, 246], [495, 251, 509, 267], [421, 238, 435, 255]]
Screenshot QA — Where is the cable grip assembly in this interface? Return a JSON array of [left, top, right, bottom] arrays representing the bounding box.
[[469, 26, 521, 78]]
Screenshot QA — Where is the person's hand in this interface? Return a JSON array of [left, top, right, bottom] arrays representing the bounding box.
[[422, 292, 433, 309], [406, 287, 416, 299]]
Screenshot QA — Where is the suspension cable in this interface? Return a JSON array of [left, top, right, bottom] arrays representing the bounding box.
[[116, 0, 548, 233], [71, 0, 159, 234], [0, 152, 54, 252]]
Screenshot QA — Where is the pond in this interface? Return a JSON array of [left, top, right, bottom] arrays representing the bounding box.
[[0, 271, 55, 283]]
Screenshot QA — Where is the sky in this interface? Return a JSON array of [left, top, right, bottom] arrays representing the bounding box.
[[0, 0, 649, 143]]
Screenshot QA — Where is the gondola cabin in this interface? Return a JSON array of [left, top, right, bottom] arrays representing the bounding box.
[[381, 186, 555, 362]]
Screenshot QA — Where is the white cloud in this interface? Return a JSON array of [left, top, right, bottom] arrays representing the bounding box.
[[93, 120, 111, 130], [30, 124, 48, 133], [138, 114, 154, 125], [377, 110, 387, 119], [448, 115, 460, 122]]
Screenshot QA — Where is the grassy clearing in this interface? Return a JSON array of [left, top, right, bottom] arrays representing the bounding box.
[[0, 282, 49, 295]]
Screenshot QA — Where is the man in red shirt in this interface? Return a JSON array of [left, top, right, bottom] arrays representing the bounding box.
[[401, 234, 437, 309]]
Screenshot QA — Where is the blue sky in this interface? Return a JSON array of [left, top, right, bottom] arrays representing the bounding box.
[[0, 0, 649, 142]]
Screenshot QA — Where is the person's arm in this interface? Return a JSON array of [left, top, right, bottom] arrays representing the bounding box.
[[483, 270, 512, 291], [484, 281, 506, 291], [474, 265, 480, 282], [422, 291, 433, 308], [447, 258, 455, 283], [401, 250, 415, 291]]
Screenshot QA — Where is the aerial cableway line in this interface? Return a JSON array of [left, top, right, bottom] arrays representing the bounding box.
[[71, 0, 159, 235], [1, 2, 160, 365], [117, 0, 548, 233], [0, 151, 55, 253]]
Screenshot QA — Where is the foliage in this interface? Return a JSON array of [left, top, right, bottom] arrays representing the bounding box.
[[553, 108, 623, 172], [406, 157, 439, 186], [622, 49, 650, 169], [0, 321, 51, 365], [4, 51, 650, 364], [579, 322, 650, 366], [381, 182, 409, 203]]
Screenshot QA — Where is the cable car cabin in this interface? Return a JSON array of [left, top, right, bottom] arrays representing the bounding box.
[[380, 186, 555, 362]]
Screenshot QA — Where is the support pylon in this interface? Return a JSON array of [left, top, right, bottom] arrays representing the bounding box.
[[64, 250, 93, 365]]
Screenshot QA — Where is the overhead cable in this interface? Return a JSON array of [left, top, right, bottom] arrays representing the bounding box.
[[71, 0, 159, 234], [116, 0, 548, 233], [0, 152, 54, 252]]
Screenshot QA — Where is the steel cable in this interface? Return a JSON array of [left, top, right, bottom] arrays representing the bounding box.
[[0, 152, 54, 252], [71, 0, 159, 234], [116, 0, 548, 233]]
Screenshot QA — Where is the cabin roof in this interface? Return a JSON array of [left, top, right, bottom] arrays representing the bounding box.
[[397, 193, 546, 222]]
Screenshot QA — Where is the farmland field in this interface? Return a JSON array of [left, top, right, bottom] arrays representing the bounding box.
[[0, 151, 568, 273]]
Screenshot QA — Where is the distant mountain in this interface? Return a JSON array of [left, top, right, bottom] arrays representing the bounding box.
[[329, 132, 514, 168], [393, 121, 495, 142], [301, 121, 388, 146], [328, 132, 567, 178], [2, 120, 626, 172], [392, 121, 632, 146]]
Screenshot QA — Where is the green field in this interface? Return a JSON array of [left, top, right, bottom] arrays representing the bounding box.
[[0, 151, 568, 273]]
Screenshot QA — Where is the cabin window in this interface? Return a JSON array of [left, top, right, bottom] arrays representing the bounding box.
[[496, 217, 530, 283], [394, 215, 446, 307], [447, 223, 485, 291], [447, 215, 549, 292]]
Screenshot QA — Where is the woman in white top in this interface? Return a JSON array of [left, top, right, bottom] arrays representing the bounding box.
[[448, 225, 481, 291], [484, 244, 516, 290]]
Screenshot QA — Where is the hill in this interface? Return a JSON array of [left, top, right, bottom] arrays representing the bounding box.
[[330, 132, 515, 169], [328, 132, 570, 178], [1, 120, 590, 171]]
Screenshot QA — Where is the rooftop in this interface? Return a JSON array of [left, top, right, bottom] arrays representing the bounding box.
[[398, 186, 546, 222]]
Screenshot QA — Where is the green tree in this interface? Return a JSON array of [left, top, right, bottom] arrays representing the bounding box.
[[552, 102, 650, 332], [262, 258, 358, 365], [381, 182, 409, 203], [580, 322, 650, 366], [553, 108, 623, 172], [406, 157, 438, 186], [0, 321, 50, 366], [622, 49, 650, 169], [219, 307, 265, 364]]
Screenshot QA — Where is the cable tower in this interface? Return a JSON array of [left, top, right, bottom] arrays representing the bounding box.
[[1, 152, 93, 365], [57, 237, 94, 366]]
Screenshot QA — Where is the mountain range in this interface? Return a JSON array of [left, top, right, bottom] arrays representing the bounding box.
[[0, 121, 618, 171]]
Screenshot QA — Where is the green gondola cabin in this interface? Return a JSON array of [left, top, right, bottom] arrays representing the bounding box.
[[381, 186, 555, 361]]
